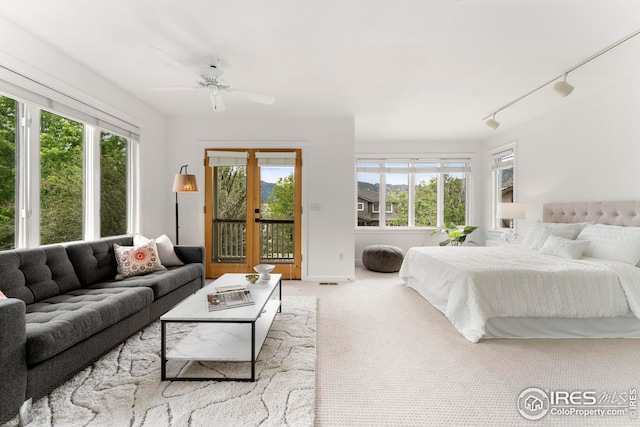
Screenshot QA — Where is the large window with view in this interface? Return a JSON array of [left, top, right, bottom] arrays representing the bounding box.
[[0, 87, 137, 250], [356, 159, 470, 228]]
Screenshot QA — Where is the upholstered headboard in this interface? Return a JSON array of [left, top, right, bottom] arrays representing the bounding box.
[[543, 201, 640, 227]]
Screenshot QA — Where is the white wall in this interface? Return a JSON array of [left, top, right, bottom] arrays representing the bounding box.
[[166, 117, 356, 281], [483, 73, 640, 240], [354, 140, 483, 261], [0, 15, 170, 238]]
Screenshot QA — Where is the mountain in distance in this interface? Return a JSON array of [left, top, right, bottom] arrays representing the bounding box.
[[261, 181, 275, 201]]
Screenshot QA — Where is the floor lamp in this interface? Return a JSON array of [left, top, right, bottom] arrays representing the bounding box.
[[172, 165, 199, 245]]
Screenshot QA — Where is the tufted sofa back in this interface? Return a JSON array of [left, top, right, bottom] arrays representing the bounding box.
[[0, 246, 81, 304], [65, 236, 133, 286]]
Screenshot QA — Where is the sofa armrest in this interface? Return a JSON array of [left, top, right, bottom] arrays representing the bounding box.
[[174, 245, 205, 265], [0, 298, 27, 424]]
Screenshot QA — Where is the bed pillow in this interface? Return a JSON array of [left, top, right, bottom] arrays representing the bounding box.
[[576, 224, 640, 265], [134, 234, 184, 267], [539, 236, 590, 260], [114, 240, 166, 280], [523, 221, 585, 250]]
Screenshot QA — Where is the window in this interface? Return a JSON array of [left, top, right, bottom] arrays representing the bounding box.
[[100, 132, 128, 237], [40, 111, 84, 244], [357, 202, 364, 211], [0, 96, 16, 250], [356, 158, 471, 228], [491, 146, 515, 229], [0, 88, 137, 250]]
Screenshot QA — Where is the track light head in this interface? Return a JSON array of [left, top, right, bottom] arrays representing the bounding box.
[[486, 115, 500, 130], [553, 74, 574, 97]]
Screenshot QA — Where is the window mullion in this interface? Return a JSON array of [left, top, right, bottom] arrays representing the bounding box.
[[408, 171, 415, 227], [84, 125, 100, 240], [20, 106, 41, 248], [436, 168, 444, 227], [379, 172, 387, 226]]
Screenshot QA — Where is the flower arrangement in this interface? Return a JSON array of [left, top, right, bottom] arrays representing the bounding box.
[[431, 222, 479, 246]]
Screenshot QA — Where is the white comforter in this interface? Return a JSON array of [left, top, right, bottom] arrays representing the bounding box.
[[399, 245, 640, 342]]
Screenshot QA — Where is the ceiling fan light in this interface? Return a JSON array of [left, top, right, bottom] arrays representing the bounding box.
[[553, 75, 574, 97]]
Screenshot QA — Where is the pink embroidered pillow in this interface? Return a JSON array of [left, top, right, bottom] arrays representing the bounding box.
[[114, 240, 166, 280]]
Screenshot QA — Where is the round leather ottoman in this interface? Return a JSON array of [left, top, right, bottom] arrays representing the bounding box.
[[362, 245, 404, 273]]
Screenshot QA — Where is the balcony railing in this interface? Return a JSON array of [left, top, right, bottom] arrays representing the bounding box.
[[213, 219, 294, 263]]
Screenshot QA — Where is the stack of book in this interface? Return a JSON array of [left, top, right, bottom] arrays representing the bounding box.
[[206, 284, 255, 311]]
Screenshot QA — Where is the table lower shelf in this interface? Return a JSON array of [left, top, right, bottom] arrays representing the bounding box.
[[165, 299, 281, 363]]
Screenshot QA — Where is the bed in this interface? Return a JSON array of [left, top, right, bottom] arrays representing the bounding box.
[[399, 201, 640, 342]]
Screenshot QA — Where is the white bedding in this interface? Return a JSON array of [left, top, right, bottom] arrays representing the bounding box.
[[399, 245, 640, 343]]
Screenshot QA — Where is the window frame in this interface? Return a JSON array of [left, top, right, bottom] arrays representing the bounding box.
[[1, 91, 138, 249], [490, 142, 517, 231], [355, 156, 472, 229]]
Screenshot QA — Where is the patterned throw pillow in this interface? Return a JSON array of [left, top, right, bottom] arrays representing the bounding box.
[[114, 240, 166, 280]]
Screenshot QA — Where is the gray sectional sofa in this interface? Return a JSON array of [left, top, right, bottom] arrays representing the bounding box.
[[0, 236, 205, 424]]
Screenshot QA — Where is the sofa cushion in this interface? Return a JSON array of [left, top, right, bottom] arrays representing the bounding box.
[[89, 263, 204, 299], [0, 246, 81, 304], [25, 286, 153, 364], [65, 237, 133, 286]]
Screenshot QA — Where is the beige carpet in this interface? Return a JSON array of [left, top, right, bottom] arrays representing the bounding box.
[[283, 267, 640, 426], [4, 296, 316, 427]]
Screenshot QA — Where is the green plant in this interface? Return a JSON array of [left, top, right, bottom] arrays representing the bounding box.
[[431, 222, 479, 246]]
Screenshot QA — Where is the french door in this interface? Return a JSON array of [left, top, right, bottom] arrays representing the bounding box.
[[204, 149, 302, 279]]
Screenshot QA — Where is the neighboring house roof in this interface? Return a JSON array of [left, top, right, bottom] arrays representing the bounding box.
[[357, 189, 380, 203]]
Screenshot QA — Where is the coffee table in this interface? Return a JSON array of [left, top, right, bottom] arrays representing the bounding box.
[[160, 273, 282, 382]]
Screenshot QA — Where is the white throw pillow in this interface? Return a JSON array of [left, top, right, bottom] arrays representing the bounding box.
[[134, 234, 184, 267], [576, 224, 640, 265], [539, 236, 590, 260], [523, 221, 585, 250]]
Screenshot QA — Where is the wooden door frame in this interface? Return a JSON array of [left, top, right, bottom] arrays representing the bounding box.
[[204, 148, 302, 279]]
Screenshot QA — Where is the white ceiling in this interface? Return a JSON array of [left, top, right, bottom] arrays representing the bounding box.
[[1, 0, 639, 141]]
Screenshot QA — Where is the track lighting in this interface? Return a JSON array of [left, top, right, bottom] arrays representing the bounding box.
[[553, 73, 574, 97], [482, 29, 640, 129], [486, 114, 500, 129]]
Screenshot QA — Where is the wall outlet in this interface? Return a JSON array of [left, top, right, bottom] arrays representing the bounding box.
[[338, 252, 344, 261]]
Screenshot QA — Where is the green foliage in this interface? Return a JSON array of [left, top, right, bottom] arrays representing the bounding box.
[[263, 174, 294, 220], [100, 132, 128, 237], [386, 175, 465, 227], [40, 111, 84, 245], [216, 166, 247, 219], [0, 96, 16, 249], [431, 222, 479, 246]]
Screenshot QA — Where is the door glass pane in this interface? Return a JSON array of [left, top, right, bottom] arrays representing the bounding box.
[[40, 111, 83, 245], [443, 173, 466, 225], [414, 172, 437, 227], [213, 165, 246, 263], [100, 132, 127, 237], [357, 171, 379, 226], [0, 96, 16, 250], [260, 166, 294, 263]]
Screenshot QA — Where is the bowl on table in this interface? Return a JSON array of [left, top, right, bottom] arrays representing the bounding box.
[[253, 264, 275, 280], [245, 274, 259, 284]]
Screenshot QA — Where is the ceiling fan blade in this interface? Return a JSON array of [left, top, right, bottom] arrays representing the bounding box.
[[225, 88, 275, 105], [148, 86, 200, 91], [150, 47, 204, 83], [210, 92, 226, 112]]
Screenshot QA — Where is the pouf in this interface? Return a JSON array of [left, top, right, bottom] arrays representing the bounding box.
[[362, 245, 404, 273]]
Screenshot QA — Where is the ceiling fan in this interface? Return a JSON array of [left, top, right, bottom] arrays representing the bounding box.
[[150, 47, 275, 112]]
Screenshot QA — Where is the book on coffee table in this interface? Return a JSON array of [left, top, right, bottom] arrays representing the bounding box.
[[207, 287, 255, 311]]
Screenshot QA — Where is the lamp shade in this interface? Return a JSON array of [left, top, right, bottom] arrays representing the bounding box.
[[496, 202, 525, 220], [172, 174, 199, 192]]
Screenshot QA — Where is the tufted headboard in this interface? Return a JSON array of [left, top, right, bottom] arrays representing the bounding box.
[[543, 201, 640, 227]]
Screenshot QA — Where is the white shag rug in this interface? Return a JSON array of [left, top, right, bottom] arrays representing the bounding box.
[[10, 296, 316, 427]]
